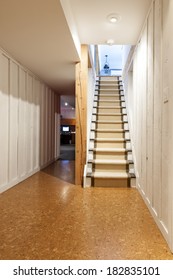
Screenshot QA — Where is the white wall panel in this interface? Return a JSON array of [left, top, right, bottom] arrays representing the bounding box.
[[27, 74, 34, 174], [45, 87, 49, 164], [51, 91, 55, 160], [0, 54, 9, 189], [0, 48, 56, 193], [40, 83, 45, 167], [9, 61, 19, 183], [153, 0, 162, 216], [146, 5, 154, 204], [48, 89, 52, 162], [123, 0, 173, 252], [162, 0, 173, 248], [18, 68, 27, 178], [33, 79, 40, 171], [140, 26, 147, 195]]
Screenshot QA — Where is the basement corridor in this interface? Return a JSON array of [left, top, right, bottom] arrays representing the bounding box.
[[0, 160, 173, 260]]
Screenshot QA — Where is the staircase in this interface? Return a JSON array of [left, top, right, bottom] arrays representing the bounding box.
[[84, 76, 135, 188]]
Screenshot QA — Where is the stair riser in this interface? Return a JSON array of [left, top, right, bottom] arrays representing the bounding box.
[[100, 77, 119, 82], [94, 152, 127, 160], [97, 86, 120, 90], [96, 115, 123, 121], [96, 123, 124, 129], [94, 164, 128, 173], [93, 178, 130, 188], [97, 80, 120, 84], [96, 95, 122, 101], [98, 90, 120, 94], [96, 132, 125, 138], [97, 108, 122, 114], [95, 101, 122, 106], [95, 142, 125, 148], [96, 85, 120, 89]]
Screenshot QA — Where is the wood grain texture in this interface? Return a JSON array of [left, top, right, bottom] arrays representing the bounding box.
[[75, 45, 88, 185]]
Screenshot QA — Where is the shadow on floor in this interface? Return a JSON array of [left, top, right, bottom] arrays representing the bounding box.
[[42, 160, 75, 185]]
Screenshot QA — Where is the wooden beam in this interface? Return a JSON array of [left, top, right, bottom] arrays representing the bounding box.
[[75, 45, 88, 185], [95, 45, 100, 76], [61, 118, 76, 125]]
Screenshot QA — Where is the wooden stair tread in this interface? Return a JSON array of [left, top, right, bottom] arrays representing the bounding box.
[[95, 88, 120, 92], [89, 148, 132, 152], [90, 137, 130, 142], [94, 94, 124, 97], [91, 128, 129, 132], [94, 106, 125, 109], [94, 99, 123, 102], [94, 93, 123, 95], [92, 120, 128, 123], [90, 172, 130, 179], [88, 159, 133, 164], [86, 172, 135, 179], [93, 113, 127, 116]]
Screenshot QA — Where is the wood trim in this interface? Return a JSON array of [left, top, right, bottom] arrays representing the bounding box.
[[61, 118, 76, 125], [75, 45, 88, 185], [95, 45, 100, 76]]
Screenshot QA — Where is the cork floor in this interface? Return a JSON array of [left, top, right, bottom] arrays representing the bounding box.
[[0, 160, 173, 260]]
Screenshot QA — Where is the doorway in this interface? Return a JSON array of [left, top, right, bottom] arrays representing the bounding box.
[[60, 95, 75, 161]]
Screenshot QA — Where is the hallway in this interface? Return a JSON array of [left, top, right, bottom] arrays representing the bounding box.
[[0, 161, 173, 260]]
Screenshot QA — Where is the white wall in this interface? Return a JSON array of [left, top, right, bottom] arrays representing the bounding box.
[[122, 45, 131, 69], [0, 48, 58, 193], [123, 0, 173, 252]]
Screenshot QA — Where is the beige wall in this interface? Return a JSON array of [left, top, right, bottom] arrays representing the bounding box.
[[124, 0, 173, 252], [0, 48, 58, 193]]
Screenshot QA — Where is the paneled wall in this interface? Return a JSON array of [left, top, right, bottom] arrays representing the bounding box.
[[0, 49, 58, 193], [124, 0, 173, 251]]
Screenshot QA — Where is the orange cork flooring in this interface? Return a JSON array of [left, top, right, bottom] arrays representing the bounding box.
[[0, 160, 173, 260]]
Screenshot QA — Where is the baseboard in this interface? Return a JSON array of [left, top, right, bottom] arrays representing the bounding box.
[[0, 167, 40, 194], [137, 183, 171, 252]]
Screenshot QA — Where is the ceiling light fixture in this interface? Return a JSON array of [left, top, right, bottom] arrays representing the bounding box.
[[106, 39, 114, 45], [107, 13, 121, 24], [65, 102, 68, 106]]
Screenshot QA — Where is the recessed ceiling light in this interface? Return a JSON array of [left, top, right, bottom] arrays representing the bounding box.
[[110, 17, 117, 23], [107, 13, 121, 24], [106, 39, 114, 45], [65, 102, 68, 106]]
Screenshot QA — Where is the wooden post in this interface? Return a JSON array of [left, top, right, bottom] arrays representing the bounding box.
[[95, 45, 100, 76], [75, 45, 88, 185]]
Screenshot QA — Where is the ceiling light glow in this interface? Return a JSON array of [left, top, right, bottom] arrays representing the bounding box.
[[106, 39, 114, 45], [65, 102, 68, 106], [107, 13, 121, 24], [110, 17, 117, 23]]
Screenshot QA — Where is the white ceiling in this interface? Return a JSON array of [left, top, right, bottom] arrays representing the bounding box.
[[61, 95, 75, 119], [0, 0, 152, 95], [64, 0, 152, 45], [0, 0, 80, 94]]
